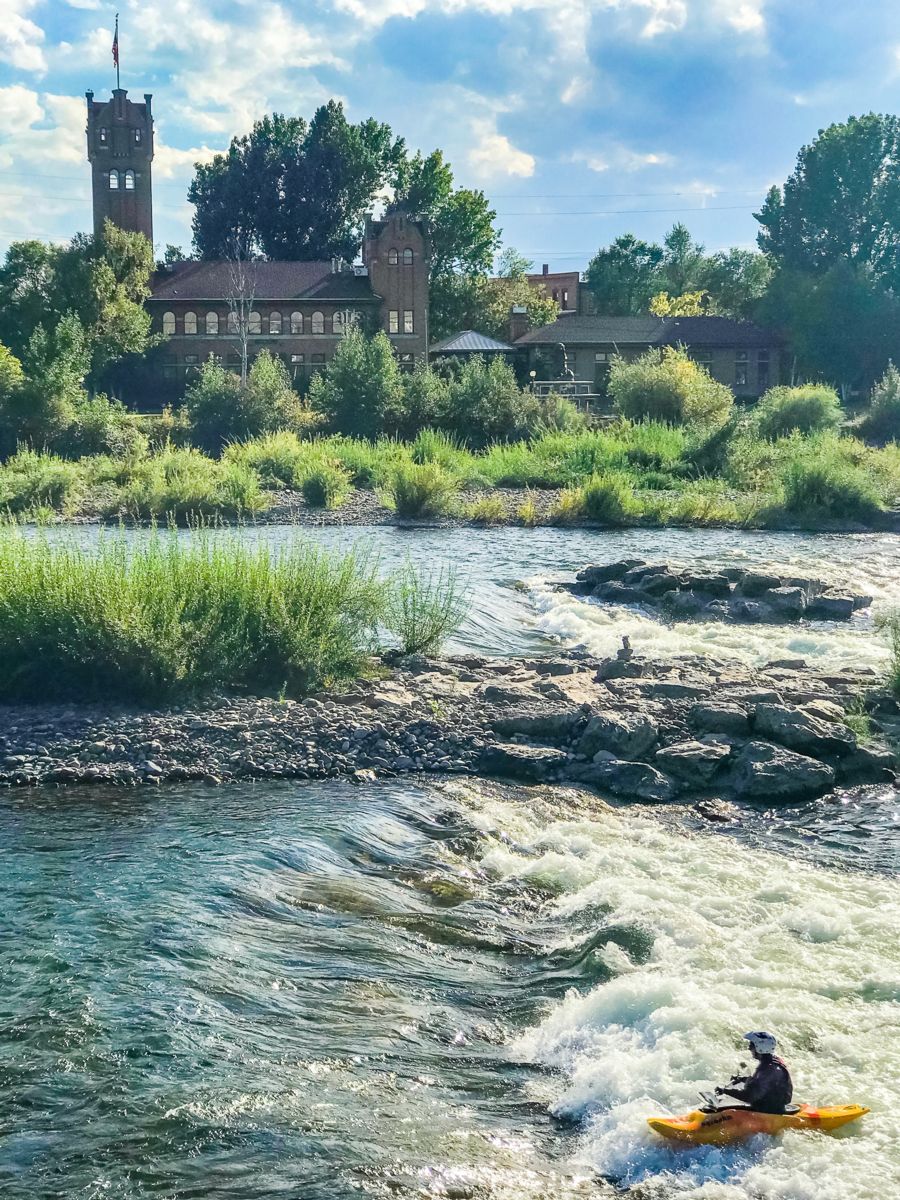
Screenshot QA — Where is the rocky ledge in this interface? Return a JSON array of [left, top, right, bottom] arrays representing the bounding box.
[[565, 559, 873, 623], [0, 650, 896, 808]]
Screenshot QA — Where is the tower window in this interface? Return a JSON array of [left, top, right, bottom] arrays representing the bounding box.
[[162, 311, 176, 336], [134, 128, 143, 144], [403, 310, 414, 334], [290, 311, 303, 335], [248, 311, 262, 335], [124, 170, 135, 191], [332, 311, 344, 335], [227, 312, 239, 335], [312, 311, 324, 335], [108, 170, 119, 190], [388, 249, 399, 265], [388, 310, 399, 334], [99, 127, 108, 145], [402, 248, 413, 266], [206, 312, 219, 335], [269, 311, 282, 335], [184, 311, 198, 335]]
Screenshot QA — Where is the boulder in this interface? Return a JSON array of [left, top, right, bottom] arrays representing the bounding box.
[[754, 703, 856, 757], [655, 738, 732, 784], [800, 699, 845, 724], [728, 598, 772, 623], [636, 569, 681, 597], [806, 592, 855, 621], [574, 757, 676, 803], [595, 658, 644, 681], [760, 587, 807, 621], [835, 744, 897, 783], [682, 572, 732, 598], [739, 571, 782, 597], [650, 681, 711, 700], [479, 743, 569, 782], [667, 590, 711, 618], [729, 740, 835, 800], [576, 560, 644, 587], [690, 702, 751, 737], [482, 683, 541, 705], [492, 711, 582, 741], [578, 710, 658, 759], [593, 581, 653, 606]]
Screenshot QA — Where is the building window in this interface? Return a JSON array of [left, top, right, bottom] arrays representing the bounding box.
[[162, 355, 177, 380], [562, 289, 569, 308], [402, 248, 413, 266], [134, 128, 142, 144], [248, 310, 262, 335], [205, 311, 219, 335], [694, 350, 713, 370], [403, 310, 414, 334], [594, 352, 609, 364], [735, 350, 749, 389], [333, 311, 344, 335], [227, 354, 241, 367], [312, 311, 324, 335], [124, 170, 135, 191], [108, 170, 119, 190], [388, 249, 399, 265], [226, 311, 239, 335], [290, 353, 305, 365], [184, 311, 198, 335], [388, 310, 399, 334], [758, 349, 770, 392], [552, 288, 558, 301], [290, 311, 303, 335], [269, 311, 282, 335], [397, 352, 415, 373], [184, 354, 199, 375], [311, 353, 326, 368], [99, 127, 109, 145], [162, 311, 176, 336]]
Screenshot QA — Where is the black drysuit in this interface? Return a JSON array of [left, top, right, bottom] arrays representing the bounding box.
[[719, 1056, 793, 1114]]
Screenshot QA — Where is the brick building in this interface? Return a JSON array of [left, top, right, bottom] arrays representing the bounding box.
[[86, 88, 430, 399], [526, 264, 581, 314]]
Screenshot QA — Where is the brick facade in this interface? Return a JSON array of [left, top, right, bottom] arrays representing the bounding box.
[[86, 89, 154, 243]]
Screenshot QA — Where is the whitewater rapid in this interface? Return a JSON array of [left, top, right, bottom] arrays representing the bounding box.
[[466, 787, 900, 1199]]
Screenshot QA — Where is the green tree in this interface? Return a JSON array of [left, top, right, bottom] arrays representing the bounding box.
[[495, 246, 533, 278], [658, 223, 707, 295], [442, 356, 541, 447], [608, 346, 734, 427], [699, 249, 773, 319], [756, 113, 900, 289], [0, 342, 24, 402], [189, 105, 406, 261], [430, 273, 558, 342], [309, 329, 405, 438], [585, 234, 664, 315], [649, 290, 710, 317], [184, 351, 304, 451]]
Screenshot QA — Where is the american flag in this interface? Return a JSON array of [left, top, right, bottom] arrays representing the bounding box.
[[112, 15, 119, 69]]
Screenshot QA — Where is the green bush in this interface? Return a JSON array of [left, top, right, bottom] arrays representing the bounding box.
[[859, 363, 900, 444], [609, 346, 734, 427], [755, 384, 842, 439], [185, 352, 305, 452], [441, 356, 544, 447], [300, 460, 352, 509], [0, 530, 390, 702], [56, 393, 147, 459], [388, 461, 458, 517], [532, 393, 587, 434], [581, 473, 638, 524], [780, 457, 882, 521], [225, 430, 310, 487], [385, 564, 468, 656], [309, 329, 405, 439], [0, 448, 84, 514], [115, 447, 265, 520], [875, 609, 900, 697]]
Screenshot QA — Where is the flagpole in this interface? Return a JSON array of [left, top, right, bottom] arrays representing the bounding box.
[[114, 13, 120, 89]]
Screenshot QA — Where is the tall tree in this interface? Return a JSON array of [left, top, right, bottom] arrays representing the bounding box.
[[585, 234, 664, 315], [756, 113, 900, 289], [189, 104, 406, 261], [699, 249, 773, 320], [658, 223, 707, 296]]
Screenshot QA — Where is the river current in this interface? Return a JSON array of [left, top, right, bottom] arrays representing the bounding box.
[[2, 526, 899, 1198]]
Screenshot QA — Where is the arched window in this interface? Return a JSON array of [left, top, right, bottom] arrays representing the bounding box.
[[227, 311, 239, 335], [311, 311, 324, 335], [388, 248, 398, 265], [206, 311, 219, 335], [332, 311, 344, 335], [162, 311, 176, 336], [269, 311, 282, 335], [124, 170, 135, 191], [99, 127, 109, 145], [184, 311, 197, 335], [134, 128, 143, 144], [248, 310, 262, 335], [290, 311, 303, 335], [402, 248, 414, 266], [108, 170, 119, 190]]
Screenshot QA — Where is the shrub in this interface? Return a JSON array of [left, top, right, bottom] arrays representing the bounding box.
[[388, 461, 458, 517], [755, 384, 842, 439], [185, 352, 304, 451], [0, 448, 84, 514], [516, 496, 540, 526], [780, 457, 882, 521], [465, 495, 507, 524], [309, 329, 404, 439], [135, 405, 193, 451], [549, 486, 586, 524], [115, 447, 265, 520], [875, 609, 900, 697], [859, 363, 900, 444], [581, 473, 638, 524], [398, 367, 450, 439], [300, 460, 352, 509], [0, 530, 391, 703], [385, 564, 468, 656], [225, 430, 310, 487], [608, 346, 734, 427], [56, 393, 147, 459], [532, 393, 587, 434], [442, 356, 544, 447]]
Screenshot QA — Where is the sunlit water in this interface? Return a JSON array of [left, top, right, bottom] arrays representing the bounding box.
[[4, 526, 899, 1197]]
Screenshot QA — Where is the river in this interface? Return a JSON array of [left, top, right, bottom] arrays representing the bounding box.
[[1, 525, 899, 1199]]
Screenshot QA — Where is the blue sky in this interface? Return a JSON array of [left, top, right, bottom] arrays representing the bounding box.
[[1, 0, 899, 269]]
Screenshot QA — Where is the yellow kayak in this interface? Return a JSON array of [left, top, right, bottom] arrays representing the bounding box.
[[648, 1103, 868, 1146]]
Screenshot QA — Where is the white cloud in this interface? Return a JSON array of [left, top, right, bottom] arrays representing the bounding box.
[[0, 81, 42, 126], [154, 142, 217, 179], [66, 0, 102, 8], [574, 145, 675, 173], [0, 0, 46, 72], [468, 122, 535, 177]]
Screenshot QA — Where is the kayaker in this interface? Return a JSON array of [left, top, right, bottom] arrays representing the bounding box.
[[714, 1031, 793, 1114]]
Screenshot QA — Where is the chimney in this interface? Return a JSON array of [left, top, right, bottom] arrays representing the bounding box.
[[509, 304, 530, 342], [542, 263, 549, 275]]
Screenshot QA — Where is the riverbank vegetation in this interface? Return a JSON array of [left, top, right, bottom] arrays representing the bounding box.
[[0, 531, 467, 704]]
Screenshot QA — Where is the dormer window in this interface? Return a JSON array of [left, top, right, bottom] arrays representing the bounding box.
[[99, 127, 108, 145], [388, 249, 398, 265], [124, 170, 135, 191], [108, 170, 119, 190]]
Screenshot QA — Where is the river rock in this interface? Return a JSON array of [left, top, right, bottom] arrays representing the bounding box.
[[576, 560, 644, 587], [729, 740, 835, 800], [479, 742, 569, 782], [578, 710, 658, 759], [835, 744, 898, 782], [683, 572, 731, 598], [655, 738, 732, 784], [806, 592, 855, 621], [492, 711, 582, 741], [690, 702, 751, 737], [753, 703, 856, 757], [738, 571, 782, 597], [573, 757, 676, 803], [760, 587, 807, 621]]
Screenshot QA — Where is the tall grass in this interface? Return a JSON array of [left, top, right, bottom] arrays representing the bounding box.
[[0, 449, 84, 515], [115, 448, 265, 520], [875, 609, 900, 697], [0, 530, 393, 703], [388, 462, 459, 517], [385, 564, 469, 656]]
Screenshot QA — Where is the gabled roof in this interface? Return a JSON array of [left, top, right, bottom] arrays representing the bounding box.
[[514, 312, 779, 348], [150, 260, 375, 302], [430, 330, 516, 354]]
